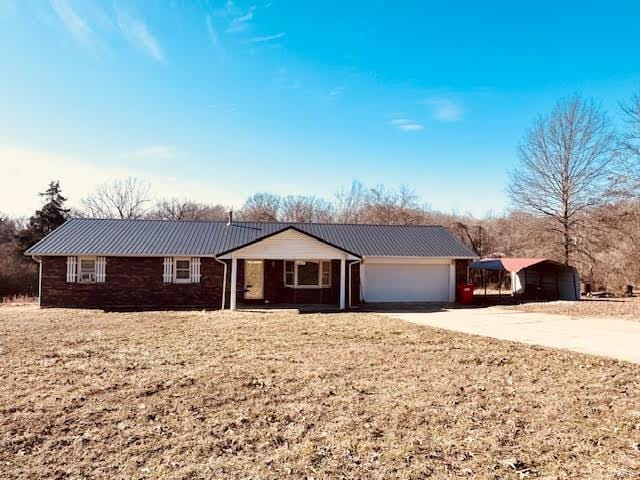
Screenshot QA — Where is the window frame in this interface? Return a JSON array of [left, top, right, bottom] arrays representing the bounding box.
[[283, 260, 331, 288], [77, 256, 97, 284], [284, 260, 295, 287], [173, 257, 192, 283]]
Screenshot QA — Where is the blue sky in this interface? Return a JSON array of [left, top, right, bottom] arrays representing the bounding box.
[[1, 0, 639, 218]]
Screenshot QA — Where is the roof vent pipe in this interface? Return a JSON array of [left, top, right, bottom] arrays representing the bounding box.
[[227, 209, 233, 226]]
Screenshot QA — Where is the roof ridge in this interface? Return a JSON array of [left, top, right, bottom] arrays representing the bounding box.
[[67, 217, 446, 228]]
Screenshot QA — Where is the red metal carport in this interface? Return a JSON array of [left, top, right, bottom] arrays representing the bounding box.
[[469, 258, 580, 301]]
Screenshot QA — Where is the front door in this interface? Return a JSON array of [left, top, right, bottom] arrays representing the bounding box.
[[244, 260, 264, 299]]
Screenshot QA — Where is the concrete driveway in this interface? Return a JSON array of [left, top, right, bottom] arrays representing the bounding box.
[[382, 306, 640, 364]]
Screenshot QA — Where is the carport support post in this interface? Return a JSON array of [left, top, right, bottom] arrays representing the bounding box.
[[339, 258, 346, 310], [230, 257, 237, 311]]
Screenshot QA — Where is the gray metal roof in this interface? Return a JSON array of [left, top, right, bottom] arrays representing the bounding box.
[[25, 218, 477, 258]]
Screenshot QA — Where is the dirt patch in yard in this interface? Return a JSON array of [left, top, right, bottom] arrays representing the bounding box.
[[507, 297, 640, 320], [0, 305, 639, 479]]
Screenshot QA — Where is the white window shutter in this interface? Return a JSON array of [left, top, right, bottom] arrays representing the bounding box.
[[163, 257, 173, 283], [66, 256, 77, 283], [190, 257, 201, 283], [96, 257, 106, 282]]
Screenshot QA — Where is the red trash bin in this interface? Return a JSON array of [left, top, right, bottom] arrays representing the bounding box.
[[457, 284, 474, 305]]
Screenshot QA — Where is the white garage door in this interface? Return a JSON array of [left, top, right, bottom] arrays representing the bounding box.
[[363, 263, 450, 302]]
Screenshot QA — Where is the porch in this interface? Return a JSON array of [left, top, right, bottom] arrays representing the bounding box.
[[229, 258, 358, 310], [216, 226, 361, 311]]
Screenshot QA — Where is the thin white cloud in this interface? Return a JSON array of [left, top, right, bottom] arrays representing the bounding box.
[[425, 97, 462, 122], [205, 14, 225, 59], [326, 86, 345, 104], [128, 145, 176, 160], [48, 0, 110, 57], [390, 118, 424, 131], [274, 66, 301, 90], [50, 0, 91, 43], [246, 32, 285, 43], [210, 0, 240, 19], [224, 0, 239, 15], [226, 5, 255, 33], [116, 8, 164, 62], [328, 86, 344, 97], [398, 124, 424, 132]]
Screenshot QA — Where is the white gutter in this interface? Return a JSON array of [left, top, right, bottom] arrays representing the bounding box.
[[31, 255, 42, 307], [214, 257, 228, 311], [348, 259, 361, 308]]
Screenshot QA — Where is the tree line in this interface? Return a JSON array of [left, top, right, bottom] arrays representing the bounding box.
[[2, 93, 640, 299]]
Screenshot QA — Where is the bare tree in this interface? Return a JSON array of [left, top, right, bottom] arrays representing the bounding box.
[[335, 180, 366, 223], [238, 192, 281, 221], [150, 198, 228, 220], [620, 92, 640, 195], [507, 95, 617, 264], [80, 177, 152, 219], [450, 221, 484, 255], [361, 184, 425, 224], [280, 195, 335, 223], [621, 92, 640, 158]]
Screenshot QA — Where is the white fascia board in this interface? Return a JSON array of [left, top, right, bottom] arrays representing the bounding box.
[[220, 252, 357, 260], [363, 256, 475, 264], [219, 229, 358, 260]]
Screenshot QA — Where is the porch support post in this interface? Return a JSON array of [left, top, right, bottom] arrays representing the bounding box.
[[230, 257, 238, 311], [35, 256, 42, 307], [339, 257, 346, 310]]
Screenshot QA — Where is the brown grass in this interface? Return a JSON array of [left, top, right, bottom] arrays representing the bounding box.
[[508, 297, 640, 319], [1, 294, 37, 305], [1, 305, 639, 479]]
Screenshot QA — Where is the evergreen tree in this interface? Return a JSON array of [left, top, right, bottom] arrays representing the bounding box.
[[17, 181, 70, 252]]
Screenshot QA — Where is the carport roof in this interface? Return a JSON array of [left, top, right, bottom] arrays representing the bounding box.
[[25, 218, 478, 259], [469, 257, 567, 273]]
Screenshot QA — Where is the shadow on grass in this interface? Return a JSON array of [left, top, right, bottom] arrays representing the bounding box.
[[100, 295, 596, 315], [238, 302, 487, 315]]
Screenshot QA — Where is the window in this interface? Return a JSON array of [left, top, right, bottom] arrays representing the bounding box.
[[284, 260, 331, 288], [78, 257, 96, 283], [285, 260, 295, 286], [321, 261, 331, 286], [165, 257, 200, 284], [174, 259, 191, 282], [297, 261, 320, 286]]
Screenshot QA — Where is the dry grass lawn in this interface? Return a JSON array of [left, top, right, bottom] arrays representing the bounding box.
[[1, 305, 639, 479], [509, 297, 640, 320]]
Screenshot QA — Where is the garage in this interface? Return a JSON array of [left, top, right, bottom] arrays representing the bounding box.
[[363, 261, 452, 302]]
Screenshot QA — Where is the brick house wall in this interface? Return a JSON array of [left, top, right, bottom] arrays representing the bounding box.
[[41, 256, 224, 310], [40, 256, 362, 310]]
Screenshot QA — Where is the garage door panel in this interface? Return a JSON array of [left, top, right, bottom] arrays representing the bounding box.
[[364, 263, 449, 302]]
